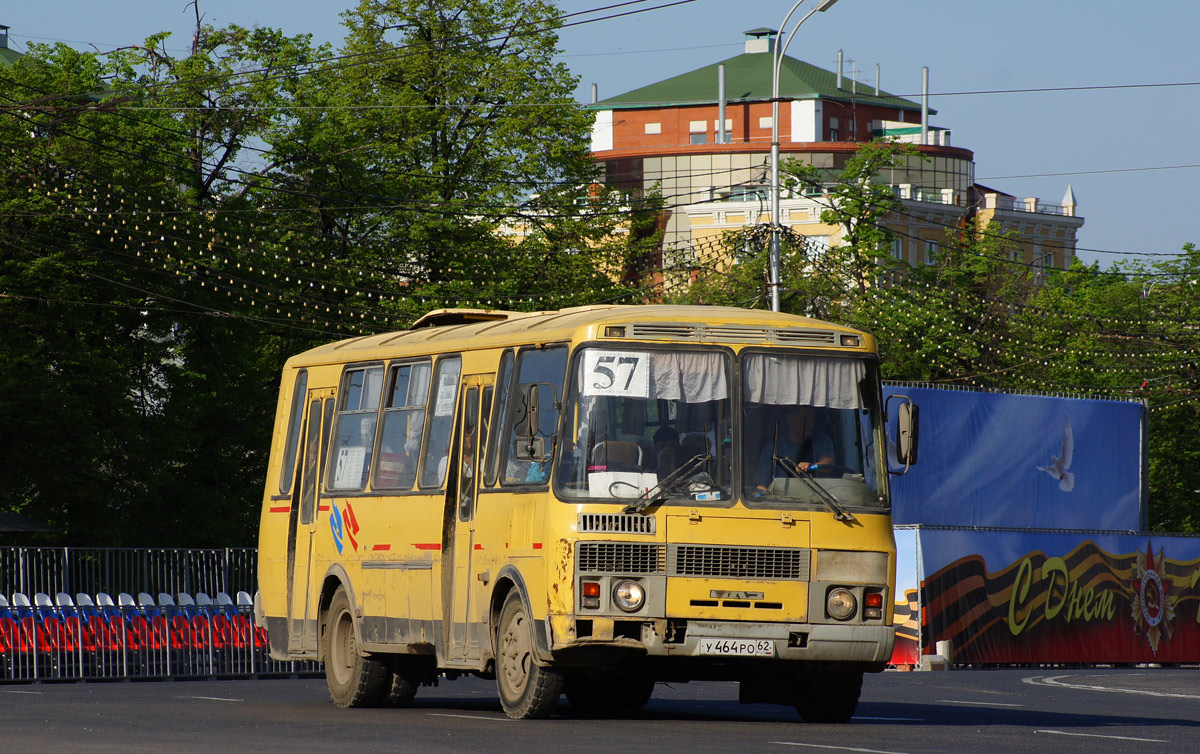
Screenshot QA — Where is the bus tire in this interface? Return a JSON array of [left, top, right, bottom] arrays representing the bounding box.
[[321, 585, 388, 708], [495, 591, 563, 719], [381, 657, 423, 708], [796, 669, 863, 723]]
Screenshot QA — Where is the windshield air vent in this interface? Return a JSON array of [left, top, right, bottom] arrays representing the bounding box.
[[703, 326, 770, 342], [774, 328, 838, 346], [578, 513, 657, 535], [626, 322, 841, 345], [629, 323, 699, 339]]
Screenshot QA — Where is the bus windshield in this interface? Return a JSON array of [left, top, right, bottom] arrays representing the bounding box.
[[556, 347, 733, 503], [741, 352, 884, 510]]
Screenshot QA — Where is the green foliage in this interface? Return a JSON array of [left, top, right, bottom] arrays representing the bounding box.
[[0, 2, 639, 545]]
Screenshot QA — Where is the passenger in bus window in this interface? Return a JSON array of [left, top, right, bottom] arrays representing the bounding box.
[[652, 426, 681, 475], [754, 404, 833, 492]]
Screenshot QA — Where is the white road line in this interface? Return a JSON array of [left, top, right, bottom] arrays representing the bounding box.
[[770, 743, 910, 754], [935, 699, 1023, 707], [1036, 729, 1169, 743], [181, 696, 243, 702], [1025, 674, 1200, 700], [426, 712, 510, 722], [1, 689, 43, 695]]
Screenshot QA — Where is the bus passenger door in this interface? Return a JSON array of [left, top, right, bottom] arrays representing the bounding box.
[[288, 388, 334, 654], [446, 374, 492, 661]]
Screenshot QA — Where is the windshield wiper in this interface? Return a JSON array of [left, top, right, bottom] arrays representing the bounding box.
[[773, 455, 857, 524], [624, 453, 712, 514]]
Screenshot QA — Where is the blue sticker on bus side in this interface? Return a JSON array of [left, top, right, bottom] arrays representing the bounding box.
[[330, 505, 344, 554]]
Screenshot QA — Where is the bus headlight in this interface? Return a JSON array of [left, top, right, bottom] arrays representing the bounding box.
[[612, 580, 646, 612], [826, 588, 857, 621]]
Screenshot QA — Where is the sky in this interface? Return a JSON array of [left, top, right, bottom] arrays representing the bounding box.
[[3, 0, 1198, 266]]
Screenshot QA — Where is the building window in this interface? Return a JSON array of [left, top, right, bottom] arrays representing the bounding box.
[[892, 238, 904, 262], [758, 116, 773, 129], [644, 122, 662, 135], [688, 120, 707, 133], [689, 133, 708, 145], [924, 240, 938, 265]]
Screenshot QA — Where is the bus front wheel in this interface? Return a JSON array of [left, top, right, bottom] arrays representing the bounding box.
[[321, 585, 388, 708], [796, 669, 863, 723], [495, 591, 563, 719]]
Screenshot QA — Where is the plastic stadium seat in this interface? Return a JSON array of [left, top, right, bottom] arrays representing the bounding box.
[[137, 593, 169, 650], [212, 593, 241, 648], [54, 592, 93, 653], [0, 594, 15, 654], [194, 593, 221, 649], [232, 592, 258, 647], [93, 593, 126, 651], [157, 593, 198, 649], [75, 594, 119, 651], [117, 593, 148, 651]]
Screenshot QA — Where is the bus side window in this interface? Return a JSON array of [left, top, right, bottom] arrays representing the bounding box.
[[373, 360, 431, 491], [328, 365, 384, 491], [483, 349, 514, 487], [278, 369, 308, 496], [419, 355, 462, 489], [501, 346, 566, 486]]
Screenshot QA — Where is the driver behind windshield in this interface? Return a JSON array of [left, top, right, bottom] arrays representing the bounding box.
[[753, 404, 834, 494]]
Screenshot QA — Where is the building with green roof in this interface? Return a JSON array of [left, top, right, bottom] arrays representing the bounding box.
[[587, 30, 1080, 282], [0, 25, 24, 67]]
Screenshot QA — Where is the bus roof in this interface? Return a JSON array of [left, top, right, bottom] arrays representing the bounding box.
[[284, 304, 876, 368]]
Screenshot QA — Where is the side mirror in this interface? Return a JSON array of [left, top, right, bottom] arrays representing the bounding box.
[[886, 395, 919, 475], [514, 436, 546, 463], [514, 384, 540, 439]]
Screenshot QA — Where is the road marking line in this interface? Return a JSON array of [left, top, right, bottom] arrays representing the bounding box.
[[935, 699, 1023, 707], [1025, 674, 1200, 700], [1036, 730, 1168, 743], [1, 689, 43, 695], [853, 716, 925, 722], [770, 743, 910, 754], [181, 696, 243, 702], [426, 713, 510, 722]]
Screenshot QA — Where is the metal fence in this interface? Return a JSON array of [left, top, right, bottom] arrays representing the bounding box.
[[0, 547, 319, 682]]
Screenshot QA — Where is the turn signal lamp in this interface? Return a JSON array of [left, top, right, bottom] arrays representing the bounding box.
[[864, 589, 884, 620], [581, 581, 601, 610]]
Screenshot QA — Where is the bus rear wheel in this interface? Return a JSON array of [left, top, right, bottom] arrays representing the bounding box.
[[321, 585, 388, 708], [796, 669, 863, 723], [495, 591, 563, 719], [381, 656, 424, 708]]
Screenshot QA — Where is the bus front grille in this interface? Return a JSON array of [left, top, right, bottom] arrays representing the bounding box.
[[669, 545, 811, 581], [577, 542, 667, 574], [577, 513, 657, 535]]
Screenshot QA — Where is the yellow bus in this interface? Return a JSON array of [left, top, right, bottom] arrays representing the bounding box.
[[256, 304, 917, 721]]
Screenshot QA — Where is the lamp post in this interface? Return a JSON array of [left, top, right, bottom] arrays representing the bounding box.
[[769, 0, 841, 312]]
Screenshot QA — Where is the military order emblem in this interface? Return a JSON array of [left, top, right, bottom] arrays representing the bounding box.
[[1130, 543, 1175, 654]]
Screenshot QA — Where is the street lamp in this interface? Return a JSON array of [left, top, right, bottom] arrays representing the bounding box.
[[769, 0, 841, 312]]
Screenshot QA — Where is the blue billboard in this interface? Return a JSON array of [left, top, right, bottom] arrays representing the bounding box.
[[883, 386, 1145, 530]]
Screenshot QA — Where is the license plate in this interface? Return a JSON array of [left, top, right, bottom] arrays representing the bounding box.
[[696, 638, 775, 657]]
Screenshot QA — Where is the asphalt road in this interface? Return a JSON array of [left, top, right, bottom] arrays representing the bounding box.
[[3, 668, 1198, 753]]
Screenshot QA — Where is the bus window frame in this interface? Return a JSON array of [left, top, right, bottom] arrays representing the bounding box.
[[737, 346, 888, 513], [417, 354, 463, 491], [277, 369, 309, 497], [324, 361, 386, 494], [497, 344, 568, 491], [554, 341, 736, 506], [482, 349, 514, 488], [371, 358, 433, 493]]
